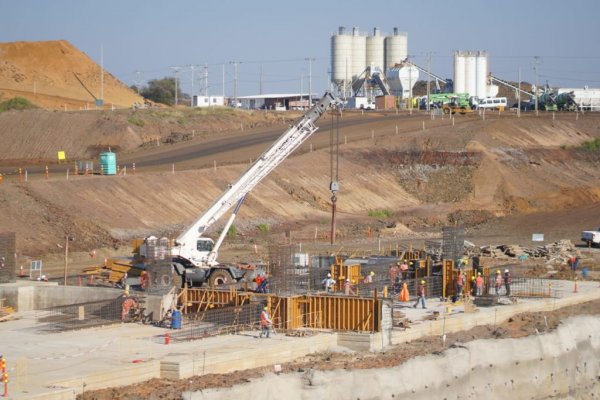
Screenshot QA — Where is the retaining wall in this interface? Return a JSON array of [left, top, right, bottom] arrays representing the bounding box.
[[187, 315, 600, 400], [0, 282, 123, 311]]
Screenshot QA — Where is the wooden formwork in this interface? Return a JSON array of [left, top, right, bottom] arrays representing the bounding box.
[[330, 259, 362, 292], [177, 288, 382, 333], [442, 259, 492, 298], [272, 295, 381, 333], [178, 287, 252, 314]]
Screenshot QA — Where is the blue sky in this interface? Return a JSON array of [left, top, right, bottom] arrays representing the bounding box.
[[2, 0, 600, 97]]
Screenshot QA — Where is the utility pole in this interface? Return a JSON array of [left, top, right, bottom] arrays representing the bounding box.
[[170, 66, 181, 106], [229, 61, 241, 106], [99, 45, 104, 105], [305, 57, 315, 107], [517, 68, 521, 118], [190, 65, 195, 107], [533, 56, 540, 115], [426, 52, 431, 111], [134, 70, 141, 95], [204, 63, 208, 97], [222, 63, 225, 98], [259, 64, 263, 95]]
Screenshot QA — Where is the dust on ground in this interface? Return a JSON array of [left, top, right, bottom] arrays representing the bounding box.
[[78, 298, 600, 400]]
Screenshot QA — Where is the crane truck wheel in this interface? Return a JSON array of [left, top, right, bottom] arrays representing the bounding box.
[[208, 269, 232, 287]]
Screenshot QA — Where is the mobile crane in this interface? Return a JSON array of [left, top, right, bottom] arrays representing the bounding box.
[[162, 92, 340, 286]]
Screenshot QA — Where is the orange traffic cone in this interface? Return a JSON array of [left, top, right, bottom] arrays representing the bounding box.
[[399, 282, 410, 302]]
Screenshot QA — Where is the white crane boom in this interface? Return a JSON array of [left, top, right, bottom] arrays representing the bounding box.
[[172, 92, 339, 266]]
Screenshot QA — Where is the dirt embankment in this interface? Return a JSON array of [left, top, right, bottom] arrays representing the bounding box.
[[0, 40, 143, 109], [0, 112, 599, 261], [0, 107, 298, 162]]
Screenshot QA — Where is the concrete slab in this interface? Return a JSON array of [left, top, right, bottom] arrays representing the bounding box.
[[0, 279, 597, 399]]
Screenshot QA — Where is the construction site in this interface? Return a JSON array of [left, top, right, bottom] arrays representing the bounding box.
[[0, 37, 600, 400]]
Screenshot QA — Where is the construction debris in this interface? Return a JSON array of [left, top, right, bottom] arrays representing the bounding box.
[[473, 240, 579, 264]]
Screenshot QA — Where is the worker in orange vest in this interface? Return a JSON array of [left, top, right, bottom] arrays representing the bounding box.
[[259, 306, 273, 338], [475, 272, 484, 296]]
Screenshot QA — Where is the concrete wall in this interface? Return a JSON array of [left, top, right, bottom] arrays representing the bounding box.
[[0, 282, 123, 311], [187, 315, 600, 400]]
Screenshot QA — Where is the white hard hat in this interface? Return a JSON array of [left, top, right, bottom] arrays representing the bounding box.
[[327, 273, 331, 277], [504, 269, 509, 273], [346, 278, 350, 282]]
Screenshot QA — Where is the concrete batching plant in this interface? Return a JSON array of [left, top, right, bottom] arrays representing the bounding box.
[[331, 27, 409, 97], [454, 51, 495, 99]]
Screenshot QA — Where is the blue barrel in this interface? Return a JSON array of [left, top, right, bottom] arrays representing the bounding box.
[[171, 310, 182, 329], [99, 151, 117, 175]]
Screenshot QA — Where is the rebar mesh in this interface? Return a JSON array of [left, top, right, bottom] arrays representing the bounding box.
[[170, 303, 263, 340], [0, 232, 16, 284], [483, 275, 563, 298], [37, 297, 125, 331], [146, 261, 177, 295], [442, 226, 465, 262], [268, 245, 322, 295]]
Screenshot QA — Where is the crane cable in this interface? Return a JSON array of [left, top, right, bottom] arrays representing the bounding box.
[[329, 109, 340, 245]]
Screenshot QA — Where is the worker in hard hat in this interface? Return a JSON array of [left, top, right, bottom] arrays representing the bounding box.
[[259, 306, 273, 338], [400, 260, 409, 280], [344, 278, 356, 296], [494, 270, 503, 296], [413, 280, 427, 309], [322, 273, 336, 294], [389, 263, 400, 286], [504, 269, 512, 296], [475, 272, 484, 296], [363, 271, 375, 284], [455, 271, 465, 299]]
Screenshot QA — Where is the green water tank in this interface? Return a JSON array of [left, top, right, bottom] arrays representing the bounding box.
[[99, 151, 117, 175]]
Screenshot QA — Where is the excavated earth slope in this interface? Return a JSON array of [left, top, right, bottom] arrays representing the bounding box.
[[0, 108, 598, 262], [0, 40, 143, 109]]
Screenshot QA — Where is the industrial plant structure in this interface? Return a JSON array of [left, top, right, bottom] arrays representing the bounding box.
[[330, 26, 411, 99]]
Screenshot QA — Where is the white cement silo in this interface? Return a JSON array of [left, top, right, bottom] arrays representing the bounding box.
[[331, 26, 353, 89], [366, 27, 385, 72], [476, 52, 488, 99], [351, 27, 367, 78], [454, 52, 466, 94], [385, 27, 408, 70], [465, 52, 477, 96]]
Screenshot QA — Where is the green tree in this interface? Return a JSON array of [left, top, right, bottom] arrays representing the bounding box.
[[140, 77, 182, 106]]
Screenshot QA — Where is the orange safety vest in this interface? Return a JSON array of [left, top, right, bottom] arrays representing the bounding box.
[[260, 311, 270, 326]]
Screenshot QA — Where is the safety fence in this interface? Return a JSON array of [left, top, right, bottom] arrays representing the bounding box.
[[482, 276, 565, 298]]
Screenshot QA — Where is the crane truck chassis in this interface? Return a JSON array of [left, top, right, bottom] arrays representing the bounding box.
[[133, 92, 340, 288]]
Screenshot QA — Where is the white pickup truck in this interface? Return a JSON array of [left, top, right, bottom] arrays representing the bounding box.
[[581, 228, 600, 247]]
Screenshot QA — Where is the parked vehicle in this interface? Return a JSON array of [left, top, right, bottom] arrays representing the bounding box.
[[581, 227, 600, 247]]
